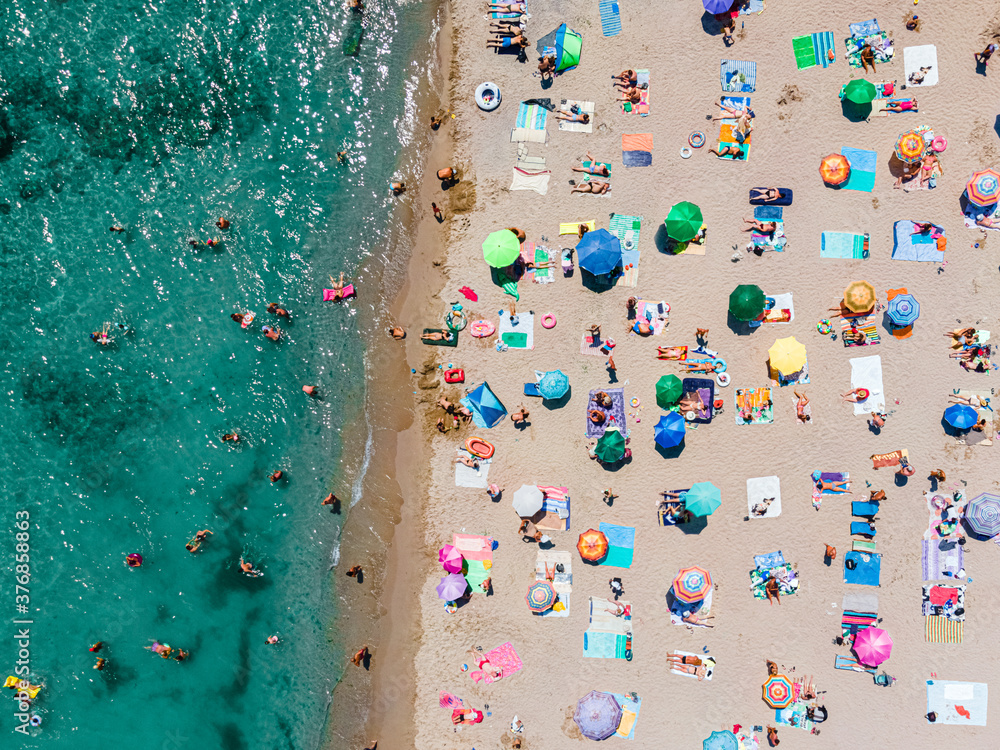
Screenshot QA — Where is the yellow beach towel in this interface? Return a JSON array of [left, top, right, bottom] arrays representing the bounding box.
[[560, 221, 595, 235], [616, 709, 637, 737]]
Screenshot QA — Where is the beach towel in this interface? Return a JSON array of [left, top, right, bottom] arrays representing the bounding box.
[[775, 700, 815, 733], [580, 333, 607, 356], [846, 31, 894, 69], [747, 207, 786, 253], [747, 475, 781, 518], [454, 451, 492, 488], [925, 617, 964, 644], [849, 19, 881, 37], [761, 292, 793, 323], [584, 597, 631, 660], [853, 539, 876, 553], [738, 0, 765, 14], [422, 328, 458, 347], [820, 231, 868, 259], [923, 583, 965, 621], [841, 315, 880, 347], [658, 488, 691, 526], [964, 203, 1000, 231], [844, 551, 880, 586], [735, 387, 773, 424], [716, 96, 751, 162], [852, 502, 880, 518], [620, 69, 649, 116], [635, 299, 669, 336], [599, 522, 635, 568], [498, 311, 534, 349], [609, 213, 642, 287], [490, 0, 525, 19], [922, 539, 964, 581], [612, 693, 642, 740], [904, 45, 939, 87], [871, 448, 906, 470], [842, 591, 879, 639], [850, 355, 885, 415], [535, 485, 570, 530], [750, 562, 798, 600], [621, 133, 653, 167], [669, 651, 715, 681], [598, 0, 620, 36], [774, 357, 809, 387], [834, 654, 877, 674], [531, 245, 555, 283], [813, 471, 851, 494], [792, 31, 835, 69], [841, 147, 877, 192], [511, 101, 548, 143], [749, 187, 793, 205], [535, 550, 572, 617], [721, 60, 756, 92], [680, 377, 714, 423], [453, 533, 493, 562], [893, 220, 945, 261], [558, 100, 595, 133], [560, 220, 594, 235], [464, 558, 491, 591], [471, 642, 521, 684], [670, 588, 712, 628], [510, 167, 550, 195], [953, 388, 995, 447], [926, 681, 987, 725], [586, 387, 626, 437], [754, 551, 786, 570]]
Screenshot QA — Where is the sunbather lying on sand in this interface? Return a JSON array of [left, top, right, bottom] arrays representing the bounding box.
[[741, 216, 776, 235], [487, 34, 528, 49], [815, 477, 850, 491], [571, 180, 608, 194], [617, 87, 642, 104], [657, 346, 686, 360], [421, 330, 454, 342], [709, 144, 744, 159], [555, 109, 590, 123], [880, 99, 917, 113], [488, 21, 523, 35], [750, 187, 786, 202], [572, 152, 610, 177], [612, 69, 637, 87], [678, 361, 721, 374]]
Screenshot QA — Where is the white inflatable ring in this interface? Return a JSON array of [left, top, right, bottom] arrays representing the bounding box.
[[476, 82, 501, 112], [716, 372, 731, 387], [541, 313, 556, 329], [680, 147, 693, 159]]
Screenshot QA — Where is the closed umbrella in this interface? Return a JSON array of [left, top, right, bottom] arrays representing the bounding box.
[[656, 374, 683, 408], [436, 572, 468, 601], [762, 675, 795, 708], [843, 78, 877, 104], [844, 280, 876, 313], [684, 481, 721, 517], [576, 228, 623, 275], [594, 427, 625, 462], [820, 153, 851, 185], [894, 130, 926, 164], [853, 626, 893, 666], [654, 412, 686, 448], [438, 545, 464, 574], [966, 169, 1000, 208], [525, 581, 556, 613], [944, 404, 978, 430], [703, 730, 740, 750], [538, 369, 569, 400], [887, 293, 920, 326], [577, 529, 609, 562], [665, 201, 704, 242], [672, 566, 712, 603], [482, 229, 521, 268], [768, 336, 807, 376], [573, 690, 623, 741], [729, 284, 766, 321], [964, 492, 1000, 538], [512, 484, 544, 517]]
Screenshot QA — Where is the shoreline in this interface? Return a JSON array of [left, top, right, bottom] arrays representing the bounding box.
[[323, 1, 455, 747]]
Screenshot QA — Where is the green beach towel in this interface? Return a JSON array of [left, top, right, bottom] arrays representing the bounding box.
[[792, 36, 816, 69]]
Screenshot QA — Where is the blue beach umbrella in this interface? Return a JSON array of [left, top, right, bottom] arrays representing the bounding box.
[[944, 404, 978, 430], [576, 229, 623, 276], [887, 293, 920, 327], [703, 0, 733, 13], [684, 481, 721, 517], [538, 370, 570, 400], [703, 730, 740, 750], [654, 412, 686, 449], [462, 382, 507, 428]]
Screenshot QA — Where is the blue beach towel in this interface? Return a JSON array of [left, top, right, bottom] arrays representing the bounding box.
[[598, 0, 621, 37], [599, 522, 635, 568], [852, 501, 880, 517], [844, 551, 881, 586], [821, 232, 867, 259], [721, 60, 757, 92], [842, 147, 877, 192], [515, 102, 547, 130], [739, 0, 765, 15], [813, 31, 836, 67], [849, 19, 881, 38], [755, 550, 786, 570], [926, 681, 989, 726], [892, 220, 945, 262], [622, 150, 651, 168], [754, 205, 783, 221], [583, 630, 628, 659], [611, 693, 642, 740]]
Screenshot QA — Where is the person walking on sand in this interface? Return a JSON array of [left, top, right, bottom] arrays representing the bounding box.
[[824, 544, 837, 561], [322, 493, 340, 510], [975, 43, 997, 68], [859, 42, 876, 73], [431, 202, 443, 222], [351, 645, 369, 666], [346, 565, 362, 578]]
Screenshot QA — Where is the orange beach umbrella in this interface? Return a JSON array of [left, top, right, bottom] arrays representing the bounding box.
[[820, 153, 851, 186], [577, 529, 609, 562], [844, 280, 876, 313]]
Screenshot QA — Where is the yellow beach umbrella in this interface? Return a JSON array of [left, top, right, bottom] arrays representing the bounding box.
[[844, 280, 876, 313], [768, 336, 807, 377]]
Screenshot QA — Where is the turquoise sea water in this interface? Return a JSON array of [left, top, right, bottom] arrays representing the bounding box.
[[1, 0, 436, 746]]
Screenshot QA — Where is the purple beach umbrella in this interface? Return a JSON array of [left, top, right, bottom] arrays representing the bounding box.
[[573, 690, 623, 741], [436, 572, 468, 601]]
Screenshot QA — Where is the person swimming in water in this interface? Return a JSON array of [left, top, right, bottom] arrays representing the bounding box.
[[186, 529, 213, 553], [216, 217, 230, 230], [267, 302, 291, 319], [240, 557, 263, 577]]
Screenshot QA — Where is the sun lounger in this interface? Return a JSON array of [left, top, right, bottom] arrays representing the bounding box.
[[749, 187, 793, 205], [852, 521, 877, 537], [852, 501, 880, 517]]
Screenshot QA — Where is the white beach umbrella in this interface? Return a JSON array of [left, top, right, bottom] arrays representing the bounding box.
[[512, 484, 544, 518]]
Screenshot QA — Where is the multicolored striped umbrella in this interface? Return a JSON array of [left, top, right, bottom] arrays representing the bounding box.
[[887, 293, 920, 326], [525, 581, 556, 612], [844, 280, 876, 313], [966, 169, 1000, 208], [894, 130, 926, 163], [820, 153, 851, 185], [964, 492, 1000, 538], [762, 674, 795, 708], [672, 566, 712, 603]]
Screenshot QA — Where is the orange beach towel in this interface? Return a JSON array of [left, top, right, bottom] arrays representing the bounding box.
[[621, 133, 653, 152]]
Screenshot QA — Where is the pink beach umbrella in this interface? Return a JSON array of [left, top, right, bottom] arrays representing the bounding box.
[[853, 627, 893, 666], [438, 544, 464, 574]]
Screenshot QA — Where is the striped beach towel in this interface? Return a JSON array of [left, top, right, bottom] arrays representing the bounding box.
[[926, 616, 963, 644], [721, 60, 756, 92], [598, 0, 621, 37], [821, 232, 867, 259], [793, 32, 836, 69], [609, 213, 641, 288], [841, 315, 880, 346], [515, 102, 547, 130]]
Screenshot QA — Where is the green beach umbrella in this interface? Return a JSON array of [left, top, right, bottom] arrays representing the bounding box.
[[843, 79, 877, 105], [729, 284, 766, 321], [665, 201, 704, 242], [482, 229, 521, 268], [684, 481, 721, 517], [656, 374, 683, 409], [594, 427, 626, 463]]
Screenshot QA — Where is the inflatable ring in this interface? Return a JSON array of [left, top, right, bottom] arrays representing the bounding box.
[[445, 309, 467, 332], [469, 319, 495, 338], [689, 131, 706, 148], [630, 397, 640, 408], [712, 358, 727, 373], [680, 147, 692, 159], [465, 436, 495, 459], [817, 319, 833, 335], [931, 136, 947, 153], [475, 82, 501, 112], [541, 313, 556, 329], [716, 372, 731, 387]]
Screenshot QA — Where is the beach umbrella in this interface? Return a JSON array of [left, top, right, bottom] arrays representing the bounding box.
[[594, 427, 626, 462], [842, 78, 877, 104], [703, 730, 740, 750], [573, 690, 623, 741], [944, 404, 978, 430], [964, 492, 1000, 538], [538, 369, 569, 400], [438, 544, 464, 574], [464, 382, 507, 428], [843, 280, 876, 313], [482, 229, 521, 268], [655, 374, 683, 408], [703, 0, 733, 13], [672, 566, 713, 603], [654, 412, 686, 449], [894, 130, 926, 164], [436, 572, 468, 601], [819, 153, 851, 185], [525, 581, 556, 613], [577, 529, 609, 562], [887, 293, 920, 326], [768, 336, 807, 377], [512, 484, 544, 518], [762, 674, 795, 708], [729, 284, 766, 321], [853, 626, 893, 666], [554, 23, 583, 72], [684, 481, 721, 517], [665, 201, 704, 242], [966, 169, 1000, 208], [576, 229, 623, 275]]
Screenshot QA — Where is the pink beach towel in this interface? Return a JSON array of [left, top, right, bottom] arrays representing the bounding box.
[[439, 691, 463, 709], [471, 642, 523, 684], [452, 533, 493, 562], [322, 284, 355, 302]]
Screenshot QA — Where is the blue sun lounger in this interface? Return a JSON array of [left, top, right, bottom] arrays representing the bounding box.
[[852, 501, 880, 517], [851, 521, 877, 537]]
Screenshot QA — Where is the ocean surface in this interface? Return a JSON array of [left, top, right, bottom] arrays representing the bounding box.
[[0, 0, 437, 746]]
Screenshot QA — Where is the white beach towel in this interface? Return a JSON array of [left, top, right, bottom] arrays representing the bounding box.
[[510, 167, 550, 195], [904, 45, 939, 87], [669, 650, 715, 681], [558, 99, 595, 133], [765, 292, 794, 323], [455, 449, 492, 488], [497, 312, 535, 349], [510, 127, 547, 144], [850, 355, 885, 415], [747, 475, 782, 518], [536, 550, 572, 617]]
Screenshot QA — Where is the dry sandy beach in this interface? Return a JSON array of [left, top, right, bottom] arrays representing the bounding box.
[[342, 0, 1000, 748]]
